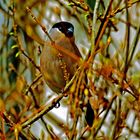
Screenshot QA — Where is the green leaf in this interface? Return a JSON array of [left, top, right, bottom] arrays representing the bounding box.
[[68, 2, 74, 6], [11, 44, 18, 49], [15, 51, 20, 57], [9, 32, 14, 36]]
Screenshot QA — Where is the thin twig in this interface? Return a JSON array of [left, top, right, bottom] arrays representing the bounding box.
[[127, 25, 140, 66], [19, 46, 40, 71], [26, 7, 54, 43], [21, 93, 64, 128], [112, 0, 140, 16], [69, 68, 84, 140], [124, 0, 130, 76], [17, 34, 40, 71], [85, 0, 100, 62], [86, 0, 114, 64], [93, 95, 117, 138], [69, 0, 89, 11], [91, 0, 100, 54], [25, 74, 42, 95], [25, 74, 61, 139], [110, 97, 121, 139]]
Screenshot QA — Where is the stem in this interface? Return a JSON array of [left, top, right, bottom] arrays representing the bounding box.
[[93, 95, 117, 138], [110, 97, 121, 139], [127, 25, 140, 66], [26, 7, 54, 43], [21, 93, 64, 128], [91, 0, 100, 53], [124, 0, 130, 75]]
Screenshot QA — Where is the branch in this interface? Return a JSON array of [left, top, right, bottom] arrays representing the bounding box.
[[21, 93, 64, 128]]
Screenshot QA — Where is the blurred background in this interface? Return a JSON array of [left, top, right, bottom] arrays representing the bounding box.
[[0, 0, 140, 139]]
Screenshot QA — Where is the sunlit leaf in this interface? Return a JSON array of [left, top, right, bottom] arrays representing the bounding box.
[[11, 44, 18, 49], [15, 51, 20, 57]]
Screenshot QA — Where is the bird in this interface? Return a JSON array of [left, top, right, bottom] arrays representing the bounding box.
[[40, 21, 94, 126], [40, 21, 81, 93]]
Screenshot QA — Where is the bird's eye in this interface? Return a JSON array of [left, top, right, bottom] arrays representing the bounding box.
[[66, 27, 73, 37]]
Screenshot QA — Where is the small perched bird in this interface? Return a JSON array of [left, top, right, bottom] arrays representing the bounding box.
[[40, 21, 94, 126], [40, 21, 81, 93]]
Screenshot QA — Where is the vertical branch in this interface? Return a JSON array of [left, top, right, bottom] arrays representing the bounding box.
[[86, 0, 100, 63], [110, 97, 121, 139], [69, 69, 84, 140], [127, 25, 140, 66], [124, 0, 130, 75], [93, 95, 117, 138], [26, 7, 54, 43], [87, 0, 114, 63], [90, 0, 100, 53]]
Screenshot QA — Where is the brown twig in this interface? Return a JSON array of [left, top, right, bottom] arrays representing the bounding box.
[[21, 93, 64, 128], [26, 7, 54, 43], [93, 95, 117, 138]]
